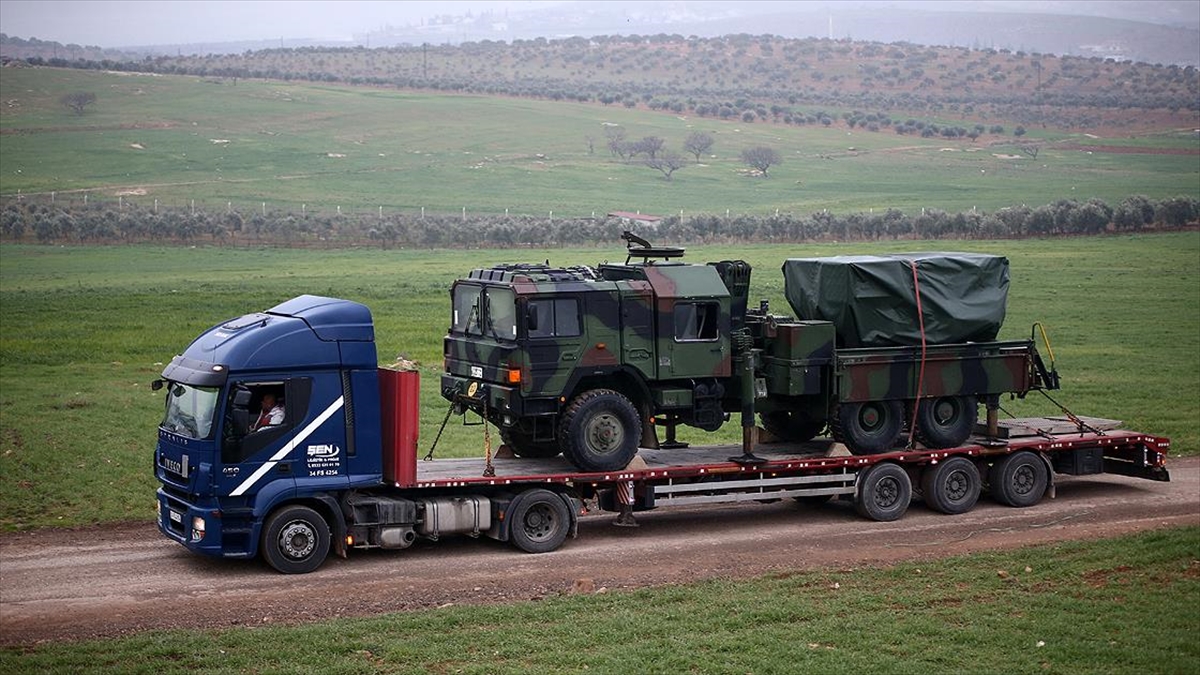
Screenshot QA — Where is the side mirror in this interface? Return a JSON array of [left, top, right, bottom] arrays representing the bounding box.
[[526, 304, 540, 331], [151, 379, 164, 391]]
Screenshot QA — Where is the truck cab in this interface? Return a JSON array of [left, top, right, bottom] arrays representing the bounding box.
[[154, 295, 383, 565]]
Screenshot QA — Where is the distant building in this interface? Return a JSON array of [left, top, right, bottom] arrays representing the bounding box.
[[607, 211, 663, 226]]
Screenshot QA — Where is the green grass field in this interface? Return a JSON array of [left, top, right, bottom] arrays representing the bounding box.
[[3, 526, 1197, 674], [0, 232, 1197, 531], [1, 68, 1197, 218]]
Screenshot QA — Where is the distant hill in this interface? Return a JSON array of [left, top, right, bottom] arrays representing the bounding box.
[[2, 3, 1197, 66], [7, 31, 1195, 136]]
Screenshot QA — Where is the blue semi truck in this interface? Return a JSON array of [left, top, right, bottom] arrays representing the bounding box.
[[154, 295, 1171, 573]]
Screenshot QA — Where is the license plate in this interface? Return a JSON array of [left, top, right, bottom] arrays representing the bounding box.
[[471, 366, 483, 378], [169, 510, 182, 524]]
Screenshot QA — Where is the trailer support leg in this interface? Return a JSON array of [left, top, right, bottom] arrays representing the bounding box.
[[981, 396, 1007, 448], [729, 342, 766, 466]]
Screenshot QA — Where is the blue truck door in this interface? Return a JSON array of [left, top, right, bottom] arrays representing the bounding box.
[[219, 377, 347, 497]]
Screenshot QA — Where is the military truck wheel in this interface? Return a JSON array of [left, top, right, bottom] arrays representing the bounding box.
[[914, 396, 978, 448], [990, 451, 1049, 507], [854, 462, 912, 521], [833, 400, 904, 455], [500, 425, 561, 459], [760, 410, 826, 443], [508, 489, 571, 553], [261, 505, 330, 574], [559, 389, 641, 472], [921, 456, 982, 514]]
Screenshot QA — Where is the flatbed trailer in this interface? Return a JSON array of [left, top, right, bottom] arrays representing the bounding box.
[[400, 418, 1170, 524]]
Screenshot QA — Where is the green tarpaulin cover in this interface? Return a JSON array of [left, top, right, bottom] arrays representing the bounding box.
[[782, 253, 1009, 348]]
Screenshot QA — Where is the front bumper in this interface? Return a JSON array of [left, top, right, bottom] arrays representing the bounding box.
[[156, 488, 257, 559]]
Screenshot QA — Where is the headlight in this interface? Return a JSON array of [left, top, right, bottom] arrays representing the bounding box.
[[191, 516, 206, 541]]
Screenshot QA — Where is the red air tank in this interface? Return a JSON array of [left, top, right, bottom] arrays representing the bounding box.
[[379, 367, 420, 487]]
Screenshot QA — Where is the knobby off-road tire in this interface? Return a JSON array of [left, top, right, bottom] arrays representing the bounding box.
[[760, 410, 827, 443], [558, 389, 641, 472], [261, 505, 331, 574], [500, 425, 561, 459], [508, 489, 571, 554], [990, 450, 1049, 507], [854, 462, 912, 522], [832, 400, 905, 455], [921, 456, 982, 514], [914, 395, 978, 449]]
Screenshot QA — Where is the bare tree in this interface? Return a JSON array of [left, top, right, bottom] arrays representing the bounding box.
[[604, 125, 627, 157], [645, 151, 686, 180], [683, 131, 714, 163], [634, 135, 665, 160], [740, 146, 783, 176], [1019, 144, 1041, 159], [60, 91, 96, 116]]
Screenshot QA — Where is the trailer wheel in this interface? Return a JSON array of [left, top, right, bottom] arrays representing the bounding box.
[[921, 456, 982, 514], [855, 462, 912, 521], [559, 389, 641, 472], [990, 451, 1049, 507], [833, 400, 904, 455], [914, 396, 978, 449], [508, 489, 571, 554], [500, 425, 561, 459], [261, 505, 330, 574], [761, 410, 826, 443]]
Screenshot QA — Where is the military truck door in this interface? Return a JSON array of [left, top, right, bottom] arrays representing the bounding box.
[[662, 298, 732, 379], [524, 296, 584, 396], [620, 283, 656, 380]]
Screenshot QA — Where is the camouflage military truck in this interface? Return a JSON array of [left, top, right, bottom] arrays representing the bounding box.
[[441, 233, 1059, 472]]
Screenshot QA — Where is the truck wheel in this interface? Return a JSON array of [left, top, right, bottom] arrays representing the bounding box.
[[559, 389, 641, 472], [854, 462, 912, 521], [500, 425, 561, 459], [833, 400, 904, 455], [921, 456, 982, 514], [990, 451, 1049, 507], [760, 410, 826, 442], [508, 489, 571, 553], [915, 396, 978, 448], [261, 505, 330, 574]]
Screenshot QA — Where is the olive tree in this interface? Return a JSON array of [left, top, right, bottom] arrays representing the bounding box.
[[60, 91, 96, 115], [740, 146, 783, 176]]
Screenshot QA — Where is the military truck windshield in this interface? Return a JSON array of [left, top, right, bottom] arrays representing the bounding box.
[[452, 285, 517, 340], [162, 383, 219, 439], [452, 285, 482, 334]]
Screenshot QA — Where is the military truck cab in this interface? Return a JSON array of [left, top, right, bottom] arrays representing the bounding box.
[[442, 243, 745, 471]]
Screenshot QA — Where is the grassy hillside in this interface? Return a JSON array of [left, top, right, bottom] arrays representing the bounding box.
[[0, 233, 1196, 530], [1, 68, 1196, 219]]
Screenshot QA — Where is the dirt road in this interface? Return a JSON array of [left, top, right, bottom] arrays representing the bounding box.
[[3, 457, 1197, 646]]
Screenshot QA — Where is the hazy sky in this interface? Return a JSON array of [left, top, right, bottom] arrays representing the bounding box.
[[0, 1, 560, 46], [2, 0, 1196, 48]]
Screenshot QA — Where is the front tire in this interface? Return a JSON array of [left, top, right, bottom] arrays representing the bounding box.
[[559, 389, 641, 472], [833, 400, 904, 455], [261, 505, 331, 574]]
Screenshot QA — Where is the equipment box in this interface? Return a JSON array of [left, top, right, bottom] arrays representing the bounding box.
[[1051, 447, 1106, 475]]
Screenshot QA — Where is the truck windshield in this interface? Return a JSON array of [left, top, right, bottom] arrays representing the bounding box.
[[452, 285, 516, 341], [161, 383, 219, 440]]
